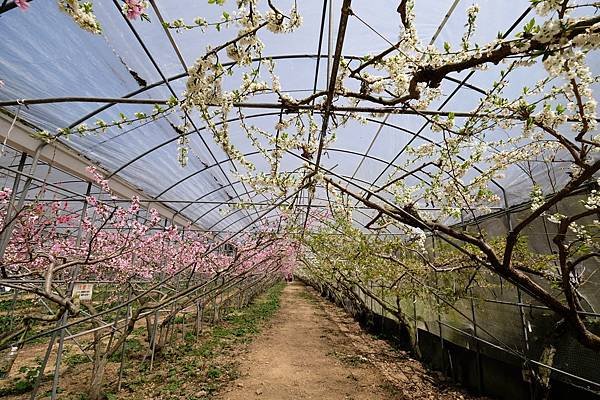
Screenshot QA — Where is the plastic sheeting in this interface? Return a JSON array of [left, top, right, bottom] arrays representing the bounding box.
[[0, 0, 598, 231]]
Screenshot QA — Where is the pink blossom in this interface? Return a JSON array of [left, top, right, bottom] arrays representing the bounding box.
[[124, 0, 145, 20], [14, 0, 29, 11], [50, 243, 64, 255], [0, 188, 12, 202], [56, 215, 73, 224], [85, 166, 112, 195], [0, 170, 299, 284]]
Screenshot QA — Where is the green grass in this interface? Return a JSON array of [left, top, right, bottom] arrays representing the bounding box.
[[64, 353, 90, 367], [109, 337, 144, 362], [181, 283, 284, 361], [198, 282, 284, 352], [206, 366, 222, 379], [0, 379, 33, 396], [119, 282, 285, 399], [0, 298, 34, 311], [0, 362, 42, 397], [297, 289, 318, 303]]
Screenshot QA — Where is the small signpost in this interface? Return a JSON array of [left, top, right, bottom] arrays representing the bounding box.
[[73, 283, 93, 301]]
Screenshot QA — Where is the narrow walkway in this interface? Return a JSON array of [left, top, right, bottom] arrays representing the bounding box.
[[220, 281, 394, 400], [220, 282, 481, 400]]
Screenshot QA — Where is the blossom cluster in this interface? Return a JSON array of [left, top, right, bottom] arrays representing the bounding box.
[[0, 168, 299, 283], [121, 0, 148, 20], [57, 0, 102, 34]]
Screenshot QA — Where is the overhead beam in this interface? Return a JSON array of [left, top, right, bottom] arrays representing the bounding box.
[[3, 97, 596, 123], [0, 113, 194, 227]]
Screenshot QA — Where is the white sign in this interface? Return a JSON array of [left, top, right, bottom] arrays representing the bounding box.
[[74, 283, 94, 301]]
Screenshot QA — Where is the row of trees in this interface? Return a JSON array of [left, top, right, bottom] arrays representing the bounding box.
[[0, 167, 297, 399]]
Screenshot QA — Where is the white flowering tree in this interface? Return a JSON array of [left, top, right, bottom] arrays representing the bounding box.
[[9, 0, 600, 352], [175, 0, 600, 351]]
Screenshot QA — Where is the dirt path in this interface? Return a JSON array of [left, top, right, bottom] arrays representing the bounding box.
[[219, 281, 481, 400], [219, 281, 393, 400]]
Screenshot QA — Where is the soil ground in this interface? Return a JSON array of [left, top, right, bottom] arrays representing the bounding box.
[[219, 281, 482, 400], [1, 281, 485, 399]]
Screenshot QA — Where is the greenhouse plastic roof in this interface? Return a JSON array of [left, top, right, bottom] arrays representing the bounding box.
[[0, 0, 598, 232]]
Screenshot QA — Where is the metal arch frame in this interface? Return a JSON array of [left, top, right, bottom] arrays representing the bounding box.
[[159, 146, 433, 202], [92, 106, 438, 226], [360, 7, 533, 198], [189, 178, 378, 233], [105, 108, 465, 183], [109, 0, 262, 228], [65, 54, 486, 130], [161, 146, 434, 230], [0, 2, 533, 233], [146, 143, 431, 233], [3, 102, 509, 229], [207, 197, 393, 237], [1, 1, 516, 222], [119, 102, 513, 228], [201, 178, 400, 236], [183, 155, 439, 235], [15, 48, 488, 229]]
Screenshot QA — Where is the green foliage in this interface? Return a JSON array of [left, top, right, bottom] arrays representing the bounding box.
[[108, 337, 143, 362], [301, 212, 559, 316], [0, 378, 33, 396], [0, 361, 44, 396], [207, 366, 222, 379], [19, 363, 42, 383], [0, 298, 34, 311], [64, 353, 90, 367], [118, 283, 284, 399]]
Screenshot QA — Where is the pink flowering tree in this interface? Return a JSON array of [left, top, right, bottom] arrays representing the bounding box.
[[0, 166, 298, 398]]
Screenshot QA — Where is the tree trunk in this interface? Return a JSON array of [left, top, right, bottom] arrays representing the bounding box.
[[89, 356, 108, 400], [145, 315, 153, 343]]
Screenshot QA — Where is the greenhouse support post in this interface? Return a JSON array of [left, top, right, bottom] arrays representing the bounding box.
[[212, 279, 219, 323], [0, 145, 43, 264], [504, 191, 533, 391], [220, 275, 225, 319], [459, 210, 484, 393], [370, 281, 374, 311], [434, 270, 446, 374], [149, 309, 159, 371], [30, 320, 60, 400], [170, 271, 181, 345], [0, 152, 26, 274], [117, 286, 132, 392], [198, 283, 206, 339], [50, 313, 68, 400], [50, 182, 92, 400], [410, 293, 420, 353]]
